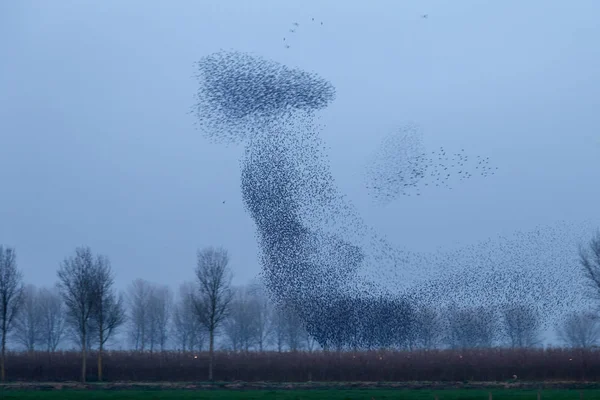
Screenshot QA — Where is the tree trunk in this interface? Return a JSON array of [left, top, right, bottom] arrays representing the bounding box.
[[81, 332, 87, 383], [98, 344, 103, 382], [47, 349, 52, 369], [208, 328, 214, 381], [98, 325, 104, 382], [1, 329, 6, 382]]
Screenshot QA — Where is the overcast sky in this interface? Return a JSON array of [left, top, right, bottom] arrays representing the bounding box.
[[1, 0, 599, 293]]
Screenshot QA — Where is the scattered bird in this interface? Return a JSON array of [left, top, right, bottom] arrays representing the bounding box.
[[365, 125, 499, 202], [422, 14, 428, 18]]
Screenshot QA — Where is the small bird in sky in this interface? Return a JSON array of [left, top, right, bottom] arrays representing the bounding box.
[[222, 201, 226, 204], [422, 14, 428, 18], [293, 22, 299, 27], [289, 29, 296, 33]]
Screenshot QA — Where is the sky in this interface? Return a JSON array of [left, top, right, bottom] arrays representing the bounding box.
[[1, 0, 599, 296]]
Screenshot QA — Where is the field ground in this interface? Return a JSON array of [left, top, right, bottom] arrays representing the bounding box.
[[0, 383, 600, 399], [0, 389, 597, 399]]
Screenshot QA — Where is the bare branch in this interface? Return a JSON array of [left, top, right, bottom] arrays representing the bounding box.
[[411, 304, 441, 350], [444, 304, 497, 349], [12, 284, 42, 352], [172, 282, 205, 352], [500, 303, 543, 348], [148, 284, 172, 352], [556, 311, 600, 348], [57, 246, 99, 383], [0, 245, 24, 381], [91, 256, 125, 349], [580, 230, 600, 302], [191, 246, 233, 380], [38, 286, 66, 352], [126, 279, 153, 351]]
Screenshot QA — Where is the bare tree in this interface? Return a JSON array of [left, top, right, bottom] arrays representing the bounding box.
[[126, 279, 153, 351], [90, 256, 125, 381], [13, 284, 42, 352], [223, 286, 260, 351], [148, 284, 172, 352], [247, 282, 273, 351], [580, 230, 600, 302], [271, 302, 305, 352], [191, 246, 233, 380], [501, 303, 542, 348], [444, 305, 497, 349], [57, 246, 99, 383], [412, 304, 442, 349], [172, 282, 204, 352], [38, 286, 66, 353], [305, 331, 318, 352], [66, 321, 97, 352], [284, 306, 306, 352], [127, 280, 172, 353], [556, 311, 600, 348], [271, 305, 287, 352], [0, 246, 24, 381]]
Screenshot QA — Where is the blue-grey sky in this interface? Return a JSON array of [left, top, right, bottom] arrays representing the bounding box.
[[1, 0, 599, 293]]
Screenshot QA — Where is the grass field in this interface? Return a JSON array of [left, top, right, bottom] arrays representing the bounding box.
[[0, 389, 597, 399]]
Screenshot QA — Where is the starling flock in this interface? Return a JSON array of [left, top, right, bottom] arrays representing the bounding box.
[[192, 50, 595, 350], [365, 124, 499, 203]]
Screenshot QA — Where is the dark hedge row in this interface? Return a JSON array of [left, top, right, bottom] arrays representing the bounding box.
[[2, 348, 598, 382]]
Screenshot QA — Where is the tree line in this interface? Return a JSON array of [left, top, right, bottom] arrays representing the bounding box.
[[0, 230, 599, 382]]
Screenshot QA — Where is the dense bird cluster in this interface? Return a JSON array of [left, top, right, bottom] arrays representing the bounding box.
[[366, 124, 498, 202], [192, 50, 594, 350], [192, 51, 335, 144]]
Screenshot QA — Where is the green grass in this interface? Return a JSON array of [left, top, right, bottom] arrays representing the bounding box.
[[0, 389, 596, 400]]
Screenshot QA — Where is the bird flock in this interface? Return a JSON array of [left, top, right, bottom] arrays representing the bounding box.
[[365, 124, 499, 203], [192, 49, 595, 350]]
